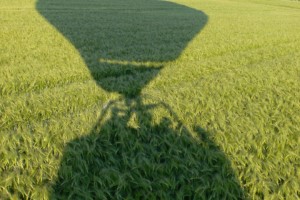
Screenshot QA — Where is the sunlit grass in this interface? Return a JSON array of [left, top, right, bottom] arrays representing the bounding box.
[[1, 0, 300, 199]]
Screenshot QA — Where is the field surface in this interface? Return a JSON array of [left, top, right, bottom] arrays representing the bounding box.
[[1, 0, 300, 199]]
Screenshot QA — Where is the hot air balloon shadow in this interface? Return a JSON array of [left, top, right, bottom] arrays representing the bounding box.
[[37, 0, 245, 199]]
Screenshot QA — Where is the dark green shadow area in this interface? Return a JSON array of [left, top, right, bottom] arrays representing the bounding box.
[[36, 0, 208, 98], [36, 0, 245, 199]]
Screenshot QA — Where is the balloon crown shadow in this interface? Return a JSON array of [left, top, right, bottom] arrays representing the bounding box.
[[36, 0, 208, 98]]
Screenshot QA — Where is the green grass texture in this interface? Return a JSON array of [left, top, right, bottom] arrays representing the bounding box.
[[1, 0, 300, 199]]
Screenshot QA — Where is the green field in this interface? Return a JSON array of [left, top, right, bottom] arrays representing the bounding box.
[[1, 0, 300, 199]]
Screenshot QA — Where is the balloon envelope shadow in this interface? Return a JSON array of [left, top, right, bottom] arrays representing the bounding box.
[[36, 0, 245, 199], [37, 0, 208, 97]]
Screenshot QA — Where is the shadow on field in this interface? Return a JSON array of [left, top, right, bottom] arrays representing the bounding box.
[[37, 0, 245, 199]]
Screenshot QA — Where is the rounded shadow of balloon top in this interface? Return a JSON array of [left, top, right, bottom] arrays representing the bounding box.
[[37, 0, 207, 97], [36, 0, 245, 199]]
